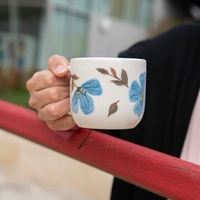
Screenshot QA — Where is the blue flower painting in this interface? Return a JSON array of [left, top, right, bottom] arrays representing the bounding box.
[[72, 78, 102, 115], [129, 72, 146, 117]]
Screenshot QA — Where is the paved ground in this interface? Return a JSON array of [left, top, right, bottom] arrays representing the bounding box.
[[0, 129, 113, 200]]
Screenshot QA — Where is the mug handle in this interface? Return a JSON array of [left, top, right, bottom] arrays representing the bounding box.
[[67, 65, 71, 116]]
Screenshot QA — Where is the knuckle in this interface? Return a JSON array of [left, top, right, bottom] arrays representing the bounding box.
[[49, 88, 60, 101], [26, 79, 33, 91], [37, 112, 45, 121], [48, 54, 60, 65], [47, 105, 60, 119], [28, 98, 37, 108], [32, 71, 40, 79], [44, 73, 56, 86], [26, 71, 41, 90]]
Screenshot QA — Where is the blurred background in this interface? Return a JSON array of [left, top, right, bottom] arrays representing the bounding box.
[[0, 0, 200, 199]]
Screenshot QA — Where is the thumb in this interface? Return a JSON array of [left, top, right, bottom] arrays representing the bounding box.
[[55, 64, 69, 77], [48, 55, 70, 78]]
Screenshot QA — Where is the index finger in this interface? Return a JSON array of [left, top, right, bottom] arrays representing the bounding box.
[[27, 69, 69, 92], [48, 55, 70, 78]]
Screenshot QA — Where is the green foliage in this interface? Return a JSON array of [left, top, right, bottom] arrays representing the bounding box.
[[0, 66, 36, 108], [0, 88, 30, 108]]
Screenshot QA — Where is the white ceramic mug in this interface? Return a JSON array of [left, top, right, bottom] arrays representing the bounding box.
[[69, 57, 146, 129]]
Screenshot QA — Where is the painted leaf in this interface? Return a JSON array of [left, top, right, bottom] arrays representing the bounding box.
[[96, 68, 109, 75], [108, 100, 119, 117], [121, 69, 128, 85], [71, 74, 79, 80], [110, 80, 124, 86], [110, 67, 117, 77]]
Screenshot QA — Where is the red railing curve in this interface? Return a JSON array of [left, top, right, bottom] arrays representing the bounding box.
[[0, 99, 200, 200]]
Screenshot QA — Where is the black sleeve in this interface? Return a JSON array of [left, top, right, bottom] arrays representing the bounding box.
[[106, 23, 200, 200]]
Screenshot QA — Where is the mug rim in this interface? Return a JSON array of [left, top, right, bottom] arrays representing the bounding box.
[[70, 57, 146, 62]]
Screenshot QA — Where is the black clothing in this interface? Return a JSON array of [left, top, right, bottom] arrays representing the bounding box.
[[104, 23, 200, 199]]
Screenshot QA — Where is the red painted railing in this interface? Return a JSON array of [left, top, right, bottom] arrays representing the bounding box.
[[0, 99, 200, 200]]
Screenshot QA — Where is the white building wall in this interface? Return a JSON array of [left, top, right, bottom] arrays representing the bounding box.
[[38, 0, 172, 69], [86, 15, 148, 57]]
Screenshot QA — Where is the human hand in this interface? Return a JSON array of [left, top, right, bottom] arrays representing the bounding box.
[[26, 55, 76, 131]]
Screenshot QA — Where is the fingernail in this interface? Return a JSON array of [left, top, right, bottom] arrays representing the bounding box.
[[56, 65, 66, 73]]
